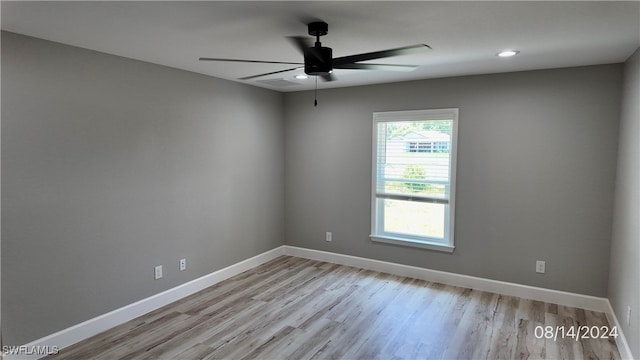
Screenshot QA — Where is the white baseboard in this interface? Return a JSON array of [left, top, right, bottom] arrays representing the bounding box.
[[604, 300, 635, 360], [5, 246, 286, 360], [8, 245, 633, 360]]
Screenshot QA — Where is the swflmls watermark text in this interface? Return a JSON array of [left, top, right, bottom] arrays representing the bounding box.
[[2, 345, 60, 356]]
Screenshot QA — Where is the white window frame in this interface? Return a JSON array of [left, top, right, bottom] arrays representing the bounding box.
[[370, 108, 459, 253]]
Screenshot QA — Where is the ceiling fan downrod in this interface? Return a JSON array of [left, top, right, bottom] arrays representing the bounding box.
[[308, 21, 328, 45]]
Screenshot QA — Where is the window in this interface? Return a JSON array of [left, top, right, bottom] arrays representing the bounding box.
[[370, 108, 459, 252]]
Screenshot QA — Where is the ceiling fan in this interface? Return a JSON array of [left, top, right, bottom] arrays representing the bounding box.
[[199, 21, 431, 83]]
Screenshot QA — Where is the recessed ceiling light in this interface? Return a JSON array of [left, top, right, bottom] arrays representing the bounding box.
[[497, 50, 520, 58], [295, 74, 309, 79]]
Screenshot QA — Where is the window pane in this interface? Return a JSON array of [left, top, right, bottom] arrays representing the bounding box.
[[377, 121, 452, 199], [381, 198, 445, 239], [377, 120, 452, 191]]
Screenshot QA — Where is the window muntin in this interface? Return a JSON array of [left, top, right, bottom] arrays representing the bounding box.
[[371, 109, 458, 252]]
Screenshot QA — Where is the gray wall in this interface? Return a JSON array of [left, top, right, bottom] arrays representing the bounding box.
[[609, 47, 640, 359], [284, 65, 622, 297], [1, 32, 284, 345]]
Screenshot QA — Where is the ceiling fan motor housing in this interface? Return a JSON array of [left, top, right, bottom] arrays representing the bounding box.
[[304, 46, 333, 76]]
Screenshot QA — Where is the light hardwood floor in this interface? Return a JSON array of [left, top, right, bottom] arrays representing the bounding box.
[[49, 256, 621, 359]]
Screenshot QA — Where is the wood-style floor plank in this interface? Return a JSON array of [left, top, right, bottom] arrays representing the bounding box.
[[48, 256, 622, 360]]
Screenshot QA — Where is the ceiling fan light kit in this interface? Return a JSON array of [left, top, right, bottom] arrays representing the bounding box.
[[497, 50, 520, 57]]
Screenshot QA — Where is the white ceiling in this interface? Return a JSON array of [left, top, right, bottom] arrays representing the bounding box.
[[2, 1, 639, 92]]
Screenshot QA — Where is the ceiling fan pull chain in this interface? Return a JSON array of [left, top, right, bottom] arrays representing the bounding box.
[[314, 76, 318, 107]]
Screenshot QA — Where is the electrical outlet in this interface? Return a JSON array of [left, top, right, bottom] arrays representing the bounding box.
[[535, 260, 545, 274], [179, 258, 186, 271], [627, 305, 631, 326], [154, 265, 163, 280], [326, 232, 332, 242]]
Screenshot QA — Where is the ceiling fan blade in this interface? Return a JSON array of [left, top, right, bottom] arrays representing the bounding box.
[[334, 63, 419, 72], [238, 66, 303, 81], [199, 57, 303, 65], [286, 36, 313, 55], [333, 44, 431, 66], [320, 73, 336, 82]]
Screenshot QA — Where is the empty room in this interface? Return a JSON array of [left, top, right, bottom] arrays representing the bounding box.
[[1, 1, 639, 359]]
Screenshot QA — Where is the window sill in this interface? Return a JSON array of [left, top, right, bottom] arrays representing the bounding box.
[[369, 235, 455, 253]]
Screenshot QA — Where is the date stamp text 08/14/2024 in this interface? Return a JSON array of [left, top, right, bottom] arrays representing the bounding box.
[[535, 325, 619, 342]]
